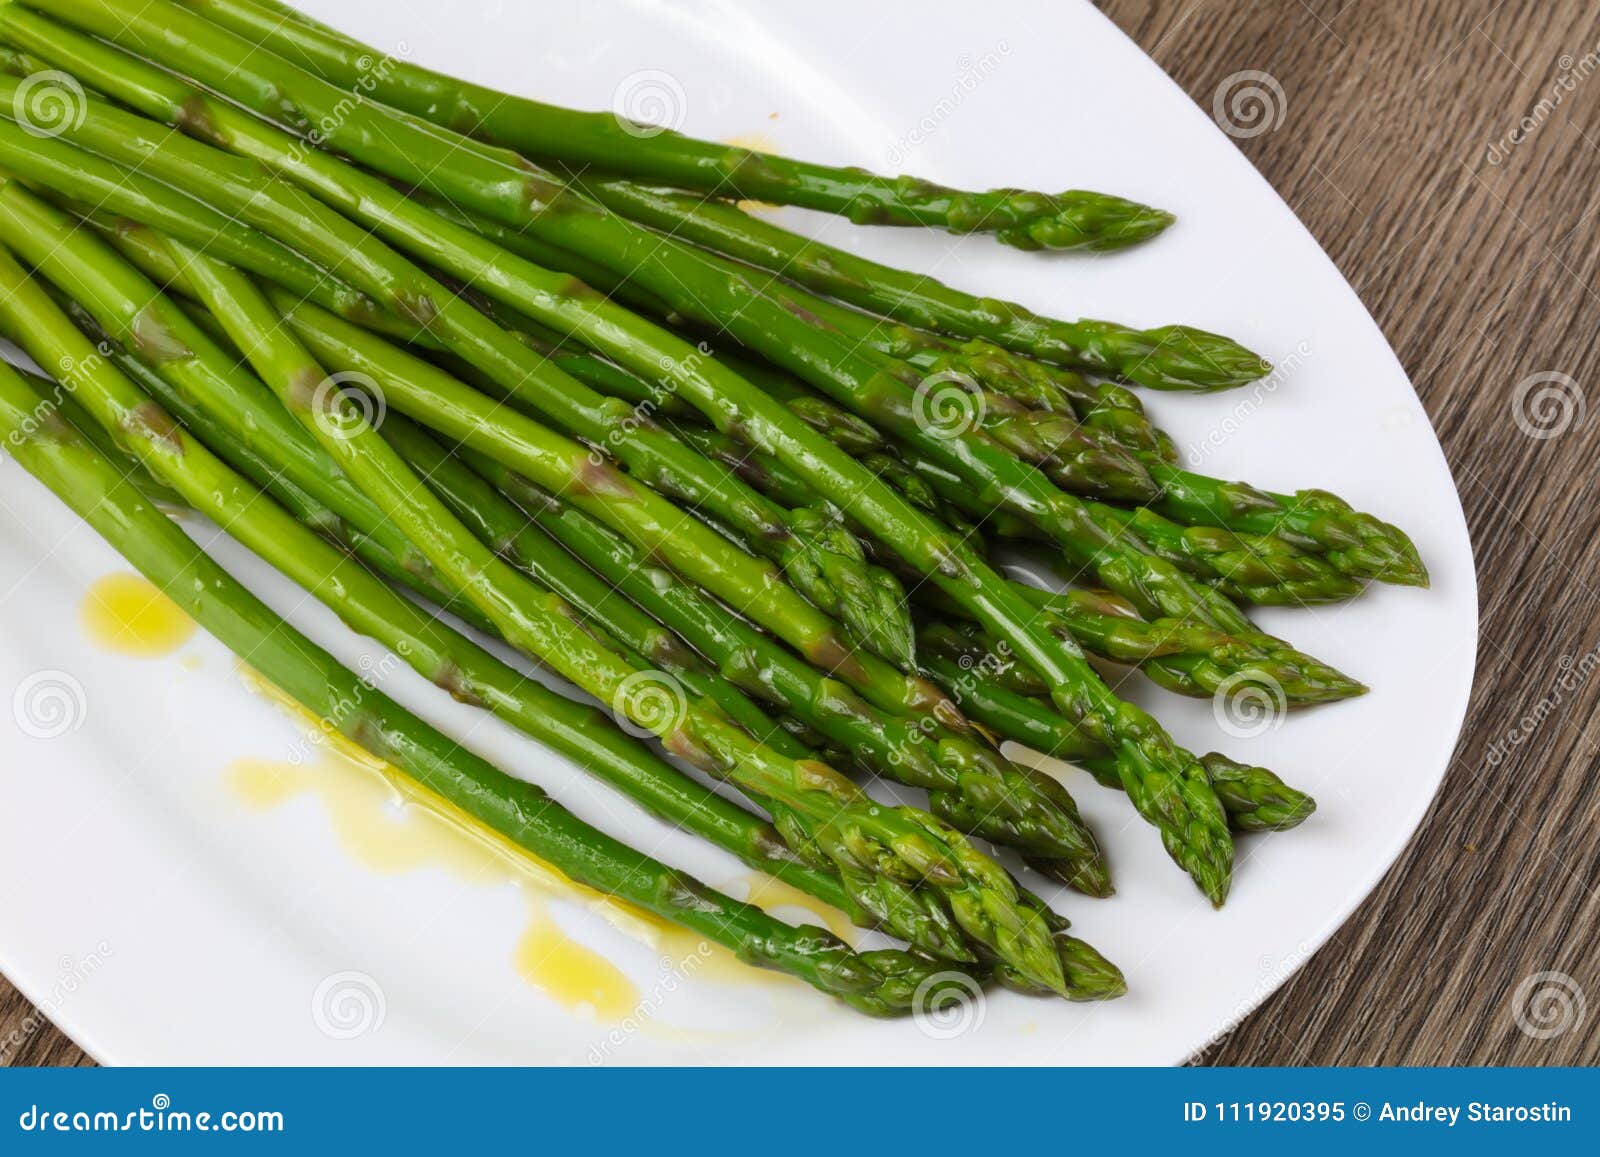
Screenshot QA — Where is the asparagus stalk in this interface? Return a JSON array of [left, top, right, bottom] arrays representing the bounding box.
[[161, 232, 1075, 994], [170, 0, 1175, 254], [919, 655, 1315, 833], [0, 359, 980, 1013], [1136, 465, 1428, 587], [5, 8, 1236, 905]]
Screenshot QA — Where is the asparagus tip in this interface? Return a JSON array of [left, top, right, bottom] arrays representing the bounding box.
[[1057, 935, 1129, 1001]]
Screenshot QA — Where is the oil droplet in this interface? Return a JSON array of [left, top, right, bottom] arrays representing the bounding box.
[[81, 572, 195, 657], [515, 910, 639, 1020]]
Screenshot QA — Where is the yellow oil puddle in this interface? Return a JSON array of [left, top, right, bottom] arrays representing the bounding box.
[[229, 666, 843, 1020], [227, 752, 641, 1020], [80, 572, 195, 657]]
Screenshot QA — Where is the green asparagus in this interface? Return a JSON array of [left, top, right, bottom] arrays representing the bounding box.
[[186, 233, 1083, 992], [0, 358, 980, 1013]]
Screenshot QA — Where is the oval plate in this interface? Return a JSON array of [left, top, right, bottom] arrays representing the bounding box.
[[0, 0, 1476, 1064]]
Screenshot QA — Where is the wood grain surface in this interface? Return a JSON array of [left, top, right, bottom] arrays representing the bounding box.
[[3, 0, 1597, 1066]]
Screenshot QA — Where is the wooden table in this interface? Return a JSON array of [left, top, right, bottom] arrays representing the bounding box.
[[4, 0, 1597, 1066]]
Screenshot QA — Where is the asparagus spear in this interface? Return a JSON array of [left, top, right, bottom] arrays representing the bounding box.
[[1135, 465, 1428, 587], [4, 10, 1236, 905], [168, 233, 1077, 994], [169, 0, 1174, 254], [919, 655, 1316, 833], [0, 359, 981, 1013]]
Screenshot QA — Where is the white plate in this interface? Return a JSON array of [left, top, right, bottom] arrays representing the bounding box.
[[0, 0, 1476, 1065]]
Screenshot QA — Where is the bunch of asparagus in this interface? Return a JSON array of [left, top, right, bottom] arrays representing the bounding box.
[[0, 0, 1424, 1016]]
